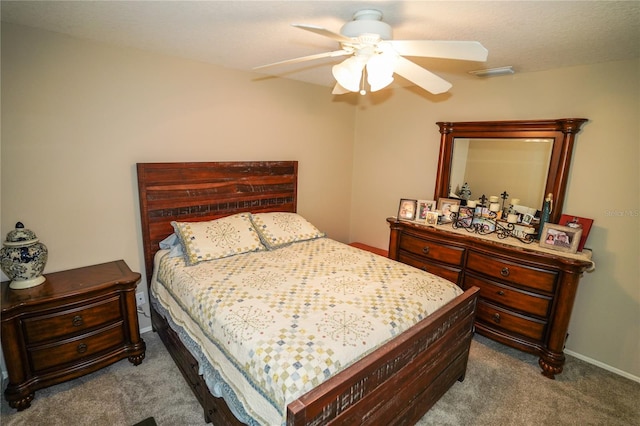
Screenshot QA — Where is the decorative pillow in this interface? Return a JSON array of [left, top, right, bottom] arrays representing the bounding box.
[[251, 212, 325, 249], [171, 213, 265, 265]]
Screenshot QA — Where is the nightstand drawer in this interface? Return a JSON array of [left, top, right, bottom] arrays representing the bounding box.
[[29, 322, 125, 372], [467, 251, 557, 293], [399, 233, 465, 266], [476, 300, 546, 342], [464, 274, 551, 318], [23, 296, 122, 344]]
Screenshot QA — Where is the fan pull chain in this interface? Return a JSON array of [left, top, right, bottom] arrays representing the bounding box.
[[360, 68, 367, 95]]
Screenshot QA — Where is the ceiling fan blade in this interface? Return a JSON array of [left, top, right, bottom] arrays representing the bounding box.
[[331, 82, 351, 95], [254, 50, 351, 70], [394, 56, 452, 94], [291, 24, 355, 44], [388, 40, 488, 62]]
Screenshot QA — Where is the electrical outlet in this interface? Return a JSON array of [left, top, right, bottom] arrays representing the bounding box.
[[136, 292, 145, 307]]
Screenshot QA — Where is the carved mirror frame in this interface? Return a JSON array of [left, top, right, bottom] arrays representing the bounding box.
[[434, 118, 588, 225]]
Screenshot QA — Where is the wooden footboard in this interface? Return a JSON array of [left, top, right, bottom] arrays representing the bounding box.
[[151, 287, 478, 426]]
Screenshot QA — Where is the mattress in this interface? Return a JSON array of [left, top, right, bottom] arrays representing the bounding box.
[[151, 237, 462, 425]]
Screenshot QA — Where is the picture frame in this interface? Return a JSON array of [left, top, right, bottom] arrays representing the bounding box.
[[397, 198, 418, 221], [416, 199, 437, 221], [437, 198, 461, 223], [539, 223, 582, 254], [457, 206, 474, 227], [521, 213, 534, 225], [559, 214, 593, 252], [425, 211, 439, 226]]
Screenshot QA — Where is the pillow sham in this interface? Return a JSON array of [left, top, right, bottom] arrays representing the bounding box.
[[251, 212, 325, 249], [171, 213, 265, 265]]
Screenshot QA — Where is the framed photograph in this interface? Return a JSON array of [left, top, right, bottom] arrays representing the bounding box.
[[539, 223, 582, 254], [425, 211, 439, 226], [397, 198, 418, 221], [437, 198, 461, 223], [559, 214, 593, 252], [456, 206, 474, 227], [416, 200, 437, 221], [522, 213, 534, 225]]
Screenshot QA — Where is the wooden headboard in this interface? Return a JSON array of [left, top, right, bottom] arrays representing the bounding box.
[[136, 161, 298, 284]]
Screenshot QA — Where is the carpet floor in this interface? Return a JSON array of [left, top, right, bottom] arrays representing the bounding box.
[[1, 331, 638, 425]]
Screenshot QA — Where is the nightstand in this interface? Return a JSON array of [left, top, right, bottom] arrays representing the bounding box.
[[1, 260, 146, 410]]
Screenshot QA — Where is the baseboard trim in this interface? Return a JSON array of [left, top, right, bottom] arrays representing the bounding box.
[[140, 325, 153, 335], [565, 349, 639, 383]]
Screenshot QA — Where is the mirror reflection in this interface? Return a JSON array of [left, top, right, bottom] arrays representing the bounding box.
[[450, 138, 553, 210]]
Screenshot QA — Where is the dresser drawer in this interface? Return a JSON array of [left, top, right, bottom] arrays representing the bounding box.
[[464, 274, 551, 318], [467, 251, 557, 293], [400, 233, 465, 266], [28, 322, 125, 372], [398, 253, 461, 284], [476, 300, 546, 342], [23, 296, 123, 344]]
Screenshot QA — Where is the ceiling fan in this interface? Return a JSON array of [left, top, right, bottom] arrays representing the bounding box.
[[254, 9, 488, 95]]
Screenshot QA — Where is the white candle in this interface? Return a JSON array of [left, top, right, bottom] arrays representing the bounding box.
[[467, 200, 477, 208], [450, 204, 460, 213], [524, 227, 536, 234], [489, 196, 499, 203], [511, 198, 520, 206], [490, 203, 500, 212], [507, 214, 518, 224]]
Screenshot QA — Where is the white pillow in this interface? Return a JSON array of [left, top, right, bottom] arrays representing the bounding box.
[[251, 212, 325, 249], [171, 213, 265, 265]]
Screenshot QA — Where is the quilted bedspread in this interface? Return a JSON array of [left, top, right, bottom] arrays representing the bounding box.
[[153, 237, 462, 425]]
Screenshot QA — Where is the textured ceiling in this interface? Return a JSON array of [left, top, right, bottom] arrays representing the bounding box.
[[2, 1, 639, 89]]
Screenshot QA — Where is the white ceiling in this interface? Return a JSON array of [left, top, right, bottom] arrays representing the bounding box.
[[2, 1, 639, 90]]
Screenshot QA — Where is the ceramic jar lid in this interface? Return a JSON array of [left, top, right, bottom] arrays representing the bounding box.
[[3, 222, 39, 247]]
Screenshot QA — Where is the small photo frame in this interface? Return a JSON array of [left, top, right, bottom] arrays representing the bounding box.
[[416, 200, 437, 221], [522, 213, 534, 225], [398, 198, 418, 221], [539, 223, 582, 254], [437, 198, 461, 223], [559, 214, 593, 252], [425, 211, 439, 226]]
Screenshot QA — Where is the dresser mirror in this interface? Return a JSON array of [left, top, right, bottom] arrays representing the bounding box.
[[434, 119, 587, 224]]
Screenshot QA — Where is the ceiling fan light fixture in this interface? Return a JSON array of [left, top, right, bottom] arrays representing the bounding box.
[[332, 56, 366, 92], [469, 66, 515, 77], [366, 49, 398, 92]]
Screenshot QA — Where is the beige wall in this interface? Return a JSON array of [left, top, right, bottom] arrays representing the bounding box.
[[351, 59, 640, 379], [1, 23, 356, 332], [2, 23, 639, 379]]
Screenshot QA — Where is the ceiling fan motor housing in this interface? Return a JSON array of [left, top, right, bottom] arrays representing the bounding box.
[[340, 9, 392, 40]]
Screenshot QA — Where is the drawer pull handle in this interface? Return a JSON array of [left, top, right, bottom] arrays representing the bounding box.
[[72, 315, 84, 327], [500, 267, 510, 277], [77, 343, 88, 354], [497, 290, 505, 296], [422, 246, 430, 254], [493, 313, 501, 323]]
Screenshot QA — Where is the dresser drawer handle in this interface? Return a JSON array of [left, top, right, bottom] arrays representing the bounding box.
[[493, 313, 501, 323], [500, 267, 510, 277], [422, 246, 430, 254], [497, 290, 505, 296], [77, 343, 88, 354], [72, 315, 84, 327]]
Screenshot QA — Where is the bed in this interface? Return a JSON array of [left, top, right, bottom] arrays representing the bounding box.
[[137, 161, 479, 426]]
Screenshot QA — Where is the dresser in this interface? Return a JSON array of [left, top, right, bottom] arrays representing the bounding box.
[[1, 260, 146, 410], [387, 218, 593, 379]]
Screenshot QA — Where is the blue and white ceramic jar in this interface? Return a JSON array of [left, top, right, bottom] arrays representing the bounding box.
[[0, 222, 48, 289]]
